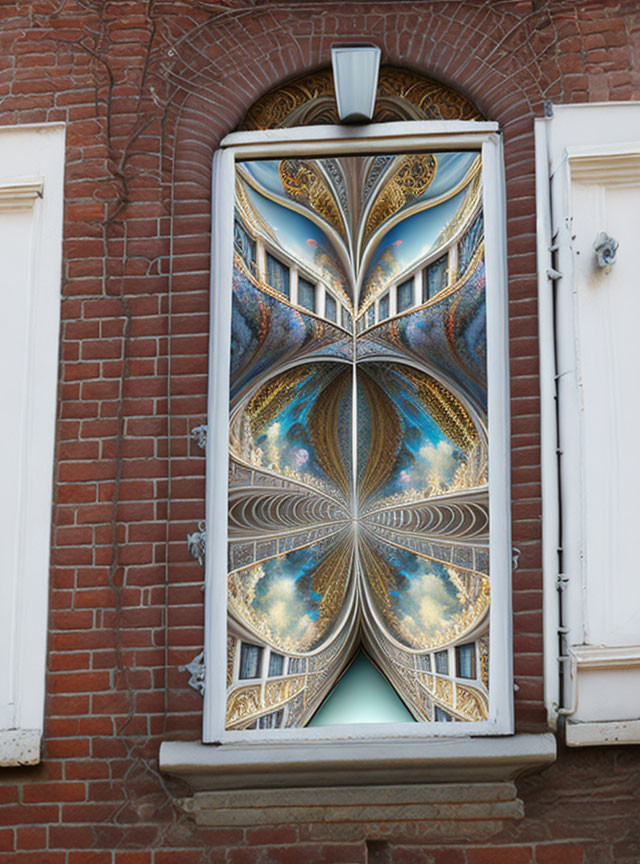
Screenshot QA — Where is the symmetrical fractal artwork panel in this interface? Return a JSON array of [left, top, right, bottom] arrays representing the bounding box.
[[225, 150, 489, 729]]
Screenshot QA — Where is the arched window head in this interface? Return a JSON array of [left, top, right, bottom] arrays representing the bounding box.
[[203, 69, 512, 741], [239, 66, 483, 130]]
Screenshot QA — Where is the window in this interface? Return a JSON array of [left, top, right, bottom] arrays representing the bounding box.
[[419, 654, 431, 672], [365, 303, 375, 327], [204, 120, 512, 744], [341, 307, 352, 332], [268, 652, 284, 677], [297, 276, 316, 311], [434, 706, 454, 722], [324, 293, 337, 322], [258, 709, 284, 729], [234, 218, 256, 273], [288, 657, 306, 675], [456, 644, 476, 679], [423, 254, 448, 301], [458, 211, 483, 277], [0, 123, 65, 766], [266, 251, 290, 297], [434, 651, 449, 676], [396, 277, 414, 312], [239, 643, 263, 679]]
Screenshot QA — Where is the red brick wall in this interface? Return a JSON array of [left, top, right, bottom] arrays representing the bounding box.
[[1, 0, 640, 860]]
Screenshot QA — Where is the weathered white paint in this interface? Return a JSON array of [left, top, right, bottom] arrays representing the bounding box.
[[540, 103, 640, 744], [566, 718, 640, 747], [202, 121, 513, 751], [0, 123, 65, 766], [0, 729, 41, 766]]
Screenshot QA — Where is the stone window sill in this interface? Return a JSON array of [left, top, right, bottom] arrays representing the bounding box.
[[160, 734, 555, 828], [0, 729, 41, 767], [160, 733, 556, 828]]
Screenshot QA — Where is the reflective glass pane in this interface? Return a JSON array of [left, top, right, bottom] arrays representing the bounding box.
[[434, 650, 449, 675], [239, 643, 263, 679], [234, 219, 256, 273], [325, 292, 337, 322], [228, 150, 489, 729], [435, 706, 454, 722], [266, 251, 290, 298], [268, 652, 284, 677], [298, 276, 316, 311], [458, 210, 484, 276], [397, 278, 414, 312], [455, 643, 476, 679], [423, 253, 448, 301], [258, 709, 284, 729]]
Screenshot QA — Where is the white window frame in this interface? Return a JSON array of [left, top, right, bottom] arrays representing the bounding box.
[[0, 122, 65, 766], [204, 120, 513, 744]]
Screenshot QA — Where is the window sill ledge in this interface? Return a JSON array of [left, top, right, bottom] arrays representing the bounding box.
[[159, 733, 556, 792], [566, 719, 640, 747], [0, 729, 41, 767]]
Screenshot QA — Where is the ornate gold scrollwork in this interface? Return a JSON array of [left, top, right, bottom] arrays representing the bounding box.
[[479, 634, 489, 691], [435, 676, 453, 704], [279, 160, 345, 240], [226, 675, 306, 728], [455, 682, 489, 722], [364, 154, 437, 241], [239, 66, 482, 131], [226, 684, 262, 726]]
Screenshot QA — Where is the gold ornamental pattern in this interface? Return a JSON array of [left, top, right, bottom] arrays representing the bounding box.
[[363, 154, 437, 242], [240, 66, 483, 130], [455, 683, 489, 722], [227, 675, 306, 728], [279, 159, 346, 240]]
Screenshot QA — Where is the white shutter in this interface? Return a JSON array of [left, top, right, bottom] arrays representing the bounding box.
[[537, 103, 640, 745], [0, 124, 65, 765]]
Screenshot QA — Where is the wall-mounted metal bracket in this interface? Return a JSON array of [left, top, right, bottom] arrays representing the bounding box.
[[593, 231, 618, 268], [191, 424, 208, 450], [181, 650, 205, 696], [187, 521, 206, 565]]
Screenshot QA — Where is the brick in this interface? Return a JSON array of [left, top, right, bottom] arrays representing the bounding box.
[[115, 854, 152, 864], [0, 829, 13, 852], [48, 671, 111, 693], [391, 850, 465, 864], [0, 805, 59, 826], [15, 826, 47, 850], [535, 845, 584, 864], [22, 782, 86, 804], [467, 849, 534, 864], [246, 825, 299, 845], [69, 853, 112, 864], [154, 852, 204, 864], [227, 845, 364, 864]]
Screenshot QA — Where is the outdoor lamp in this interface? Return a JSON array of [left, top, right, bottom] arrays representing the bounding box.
[[331, 43, 382, 123]]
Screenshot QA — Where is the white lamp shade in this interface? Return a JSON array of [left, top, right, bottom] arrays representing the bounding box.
[[331, 44, 382, 124]]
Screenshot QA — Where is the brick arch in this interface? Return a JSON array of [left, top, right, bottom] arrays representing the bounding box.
[[237, 64, 484, 128], [164, 2, 566, 170], [161, 4, 557, 732], [158, 0, 637, 733]]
